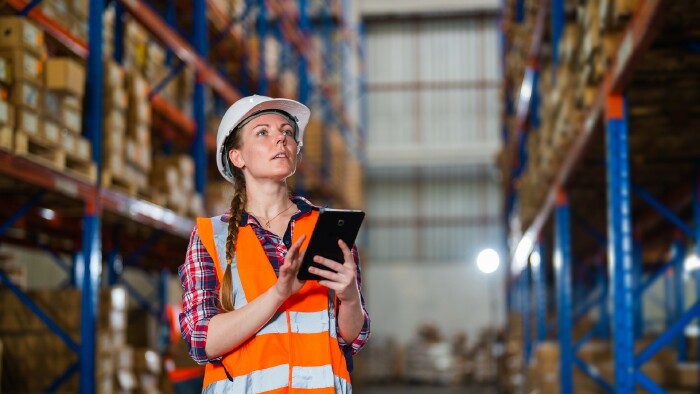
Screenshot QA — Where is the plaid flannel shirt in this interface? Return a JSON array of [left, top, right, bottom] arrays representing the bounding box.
[[178, 196, 370, 364]]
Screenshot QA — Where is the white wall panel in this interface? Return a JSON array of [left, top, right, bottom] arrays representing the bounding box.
[[365, 262, 505, 344], [367, 91, 417, 145], [366, 24, 417, 84], [360, 0, 500, 16]]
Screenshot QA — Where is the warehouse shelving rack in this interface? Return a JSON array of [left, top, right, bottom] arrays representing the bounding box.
[[503, 0, 700, 393], [0, 0, 359, 392]]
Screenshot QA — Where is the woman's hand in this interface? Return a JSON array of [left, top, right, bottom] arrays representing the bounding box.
[[272, 234, 307, 301], [309, 240, 360, 304]]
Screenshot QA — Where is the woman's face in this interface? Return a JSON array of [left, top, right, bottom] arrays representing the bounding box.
[[228, 112, 299, 183]]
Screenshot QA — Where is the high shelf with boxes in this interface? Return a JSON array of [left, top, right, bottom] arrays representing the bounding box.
[[0, 0, 364, 393], [500, 0, 700, 393]]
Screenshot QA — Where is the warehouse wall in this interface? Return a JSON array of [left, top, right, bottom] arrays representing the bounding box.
[[359, 0, 500, 16], [362, 12, 506, 345]]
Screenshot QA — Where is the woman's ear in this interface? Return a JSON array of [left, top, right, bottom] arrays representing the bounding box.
[[229, 149, 245, 169]]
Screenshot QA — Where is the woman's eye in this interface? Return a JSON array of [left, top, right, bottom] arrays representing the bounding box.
[[256, 130, 267, 136], [283, 130, 294, 136]]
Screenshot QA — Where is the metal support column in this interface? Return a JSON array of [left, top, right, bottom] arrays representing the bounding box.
[[81, 0, 106, 391], [257, 0, 268, 95], [551, 0, 564, 66], [524, 261, 532, 364], [555, 189, 573, 394], [633, 239, 644, 338], [533, 242, 547, 343], [597, 258, 611, 340], [192, 0, 208, 195], [672, 239, 687, 361], [605, 95, 635, 393]]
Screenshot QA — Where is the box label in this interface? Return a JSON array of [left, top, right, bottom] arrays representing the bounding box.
[[64, 108, 81, 132], [62, 130, 74, 152], [23, 23, 43, 48], [77, 138, 90, 161], [21, 111, 38, 135], [43, 122, 59, 143], [0, 101, 8, 124], [23, 53, 41, 78], [0, 58, 7, 83], [22, 83, 40, 108]]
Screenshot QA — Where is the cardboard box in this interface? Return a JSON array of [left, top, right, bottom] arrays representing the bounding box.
[[14, 106, 41, 138], [44, 90, 63, 122], [0, 56, 10, 83], [43, 120, 61, 146], [104, 109, 126, 133], [75, 135, 91, 162], [100, 286, 128, 311], [0, 100, 13, 128], [105, 86, 128, 111], [134, 348, 162, 374], [0, 48, 44, 85], [104, 60, 124, 88], [45, 57, 85, 97], [0, 17, 45, 55], [128, 100, 151, 125], [127, 72, 149, 101], [10, 79, 42, 111], [104, 128, 125, 152], [63, 105, 82, 134], [70, 0, 89, 19], [61, 127, 76, 153], [63, 94, 82, 111]]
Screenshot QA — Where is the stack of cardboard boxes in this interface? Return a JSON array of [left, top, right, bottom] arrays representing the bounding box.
[[39, 0, 88, 42], [125, 71, 154, 196], [150, 154, 204, 217], [45, 57, 95, 181], [0, 17, 54, 163], [0, 17, 96, 181], [102, 60, 132, 192]]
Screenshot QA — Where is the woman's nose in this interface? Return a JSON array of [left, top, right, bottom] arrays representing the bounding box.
[[276, 132, 287, 145]]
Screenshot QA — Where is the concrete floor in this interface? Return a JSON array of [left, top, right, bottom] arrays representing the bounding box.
[[356, 384, 500, 394]]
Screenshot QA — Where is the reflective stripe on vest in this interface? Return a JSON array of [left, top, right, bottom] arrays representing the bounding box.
[[196, 212, 351, 393]]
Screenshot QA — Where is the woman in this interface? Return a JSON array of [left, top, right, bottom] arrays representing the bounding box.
[[178, 95, 370, 393]]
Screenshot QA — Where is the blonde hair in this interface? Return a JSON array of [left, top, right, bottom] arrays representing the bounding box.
[[220, 131, 246, 312]]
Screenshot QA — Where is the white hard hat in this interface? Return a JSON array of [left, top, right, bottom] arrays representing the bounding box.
[[216, 95, 311, 183]]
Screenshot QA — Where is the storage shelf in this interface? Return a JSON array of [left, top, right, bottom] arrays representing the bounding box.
[[6, 0, 88, 58], [0, 150, 194, 238], [116, 0, 242, 104], [508, 0, 670, 273]]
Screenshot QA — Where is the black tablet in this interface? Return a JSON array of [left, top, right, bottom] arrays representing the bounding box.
[[297, 208, 365, 281]]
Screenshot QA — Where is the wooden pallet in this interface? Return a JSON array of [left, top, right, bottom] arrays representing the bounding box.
[[102, 168, 137, 195], [65, 155, 97, 184], [13, 132, 66, 171]]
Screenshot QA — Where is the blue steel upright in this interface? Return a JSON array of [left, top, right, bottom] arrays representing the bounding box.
[[633, 240, 644, 338], [257, 0, 268, 95], [523, 263, 532, 364], [81, 0, 106, 392], [555, 190, 573, 394], [192, 0, 208, 194], [534, 242, 547, 343], [605, 95, 635, 393]]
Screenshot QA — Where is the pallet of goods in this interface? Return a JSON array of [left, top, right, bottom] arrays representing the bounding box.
[[0, 16, 96, 183]]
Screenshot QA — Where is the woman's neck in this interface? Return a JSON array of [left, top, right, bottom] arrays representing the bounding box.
[[244, 180, 292, 218]]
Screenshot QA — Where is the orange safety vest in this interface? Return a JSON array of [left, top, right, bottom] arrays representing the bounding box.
[[196, 211, 351, 393]]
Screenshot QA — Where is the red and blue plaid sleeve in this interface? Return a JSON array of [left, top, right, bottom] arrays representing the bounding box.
[[178, 226, 223, 364], [336, 245, 371, 355]]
